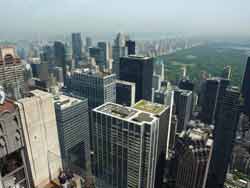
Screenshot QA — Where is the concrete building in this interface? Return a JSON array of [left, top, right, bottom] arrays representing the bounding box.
[[16, 90, 62, 188], [54, 95, 91, 173], [92, 100, 171, 188], [174, 127, 213, 188], [120, 55, 153, 102], [116, 80, 135, 106], [0, 99, 31, 188], [152, 74, 162, 91], [0, 47, 25, 99]]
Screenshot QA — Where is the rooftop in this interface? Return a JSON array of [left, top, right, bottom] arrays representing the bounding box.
[[133, 100, 167, 115], [116, 80, 135, 86], [73, 68, 114, 78], [125, 55, 152, 60], [94, 102, 158, 124], [54, 95, 83, 110]]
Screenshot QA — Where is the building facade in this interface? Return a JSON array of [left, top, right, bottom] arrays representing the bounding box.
[[0, 47, 25, 99], [120, 55, 153, 102], [54, 95, 91, 174], [0, 99, 31, 188], [116, 80, 135, 107], [16, 90, 62, 187], [92, 101, 171, 188]]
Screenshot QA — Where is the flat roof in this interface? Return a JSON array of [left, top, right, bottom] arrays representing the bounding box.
[[94, 102, 158, 124], [73, 68, 114, 78], [54, 95, 82, 110], [124, 55, 152, 60], [133, 100, 167, 115]]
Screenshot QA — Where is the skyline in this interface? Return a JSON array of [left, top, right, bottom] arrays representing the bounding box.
[[1, 0, 250, 40]]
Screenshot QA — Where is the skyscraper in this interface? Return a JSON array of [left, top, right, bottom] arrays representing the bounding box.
[[242, 57, 250, 115], [200, 77, 230, 124], [120, 55, 153, 102], [116, 80, 136, 106], [178, 79, 194, 91], [154, 87, 173, 106], [125, 40, 136, 55], [54, 41, 67, 82], [98, 42, 109, 69], [68, 68, 116, 109], [0, 47, 25, 99], [72, 33, 82, 64], [54, 95, 91, 173], [174, 127, 213, 188], [0, 99, 31, 188], [206, 88, 240, 188], [92, 100, 171, 188], [16, 90, 62, 187], [112, 33, 128, 78], [85, 37, 93, 53], [174, 88, 193, 132]]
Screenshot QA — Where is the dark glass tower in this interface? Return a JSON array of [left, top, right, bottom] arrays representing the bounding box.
[[200, 77, 230, 124], [72, 33, 82, 66], [242, 57, 250, 115], [54, 41, 66, 82], [120, 56, 153, 102], [125, 40, 136, 55], [206, 88, 240, 188]]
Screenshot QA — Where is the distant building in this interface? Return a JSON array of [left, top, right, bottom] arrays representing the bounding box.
[[16, 90, 62, 187], [0, 47, 25, 99], [153, 62, 165, 81], [221, 65, 232, 80], [92, 100, 171, 188], [116, 80, 135, 106], [200, 77, 230, 124], [0, 99, 31, 188], [85, 37, 92, 53], [72, 33, 82, 65], [242, 57, 250, 116], [125, 40, 136, 55], [120, 55, 153, 102], [54, 41, 67, 82], [174, 88, 193, 132], [112, 33, 128, 78], [97, 42, 109, 68], [206, 88, 240, 188], [54, 95, 91, 173], [89, 42, 109, 69], [174, 127, 213, 188]]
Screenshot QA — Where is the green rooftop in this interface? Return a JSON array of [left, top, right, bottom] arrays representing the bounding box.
[[133, 100, 166, 115]]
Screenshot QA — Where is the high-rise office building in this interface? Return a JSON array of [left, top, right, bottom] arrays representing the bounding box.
[[200, 77, 230, 124], [206, 88, 240, 188], [0, 47, 25, 99], [152, 74, 162, 91], [54, 95, 91, 173], [54, 41, 67, 82], [153, 62, 165, 81], [92, 100, 171, 188], [120, 55, 153, 102], [16, 90, 62, 187], [242, 57, 250, 116], [72, 33, 82, 63], [174, 88, 193, 132], [0, 99, 31, 188], [116, 80, 136, 106], [112, 33, 128, 78], [221, 65, 232, 80], [68, 68, 116, 109], [98, 42, 109, 69], [85, 37, 93, 53], [125, 40, 136, 55], [174, 127, 213, 188]]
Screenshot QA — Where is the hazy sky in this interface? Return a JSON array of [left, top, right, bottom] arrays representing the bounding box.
[[1, 0, 250, 39]]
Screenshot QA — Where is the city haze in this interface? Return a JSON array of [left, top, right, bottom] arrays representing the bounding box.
[[1, 0, 250, 39]]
